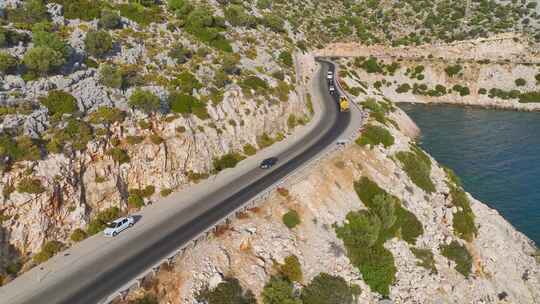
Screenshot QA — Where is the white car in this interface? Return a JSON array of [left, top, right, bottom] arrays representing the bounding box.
[[104, 216, 135, 237], [327, 71, 333, 79]]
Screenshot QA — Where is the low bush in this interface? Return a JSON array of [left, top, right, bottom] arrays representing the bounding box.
[[0, 52, 18, 74], [278, 51, 293, 67], [168, 43, 192, 64], [149, 134, 163, 145], [355, 124, 394, 148], [301, 273, 357, 304], [519, 91, 540, 103], [17, 178, 46, 194], [128, 191, 144, 208], [99, 64, 123, 89], [515, 78, 526, 87], [32, 30, 70, 59], [160, 188, 173, 197], [452, 84, 470, 96], [440, 241, 472, 277], [129, 89, 161, 113], [126, 135, 144, 145], [86, 206, 120, 235], [118, 3, 163, 26], [395, 145, 435, 193], [280, 255, 302, 282], [197, 277, 256, 304], [445, 64, 462, 77], [242, 144, 257, 156], [411, 247, 437, 274], [23, 47, 65, 75], [85, 30, 113, 58], [261, 276, 299, 304], [107, 147, 130, 164], [6, 0, 49, 24], [213, 152, 245, 172], [448, 182, 477, 241], [240, 75, 269, 93], [89, 106, 125, 125], [33, 240, 64, 264], [70, 228, 87, 242], [99, 10, 122, 30], [0, 135, 42, 164], [395, 83, 411, 93], [47, 118, 93, 152], [55, 0, 103, 21], [257, 133, 275, 148], [40, 90, 78, 116], [282, 210, 301, 229], [168, 92, 208, 119], [261, 13, 285, 32]]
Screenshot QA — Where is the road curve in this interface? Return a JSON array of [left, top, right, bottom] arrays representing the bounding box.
[[1, 60, 354, 304]]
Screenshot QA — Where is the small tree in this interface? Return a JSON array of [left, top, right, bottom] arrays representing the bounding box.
[[279, 51, 293, 67], [41, 90, 78, 116], [301, 273, 355, 304], [85, 30, 113, 58], [0, 52, 18, 74], [32, 30, 70, 58], [335, 210, 381, 248], [99, 10, 122, 29], [23, 47, 65, 75], [129, 89, 161, 113], [280, 255, 303, 282], [261, 276, 301, 304], [99, 64, 123, 89]]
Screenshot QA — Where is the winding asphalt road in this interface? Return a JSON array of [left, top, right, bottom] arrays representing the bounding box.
[[0, 60, 356, 304]]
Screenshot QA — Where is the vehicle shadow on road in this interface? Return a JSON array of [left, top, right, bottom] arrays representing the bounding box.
[[132, 215, 143, 224]]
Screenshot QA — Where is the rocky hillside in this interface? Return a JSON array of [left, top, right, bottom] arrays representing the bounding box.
[[117, 97, 540, 304], [321, 34, 540, 110]]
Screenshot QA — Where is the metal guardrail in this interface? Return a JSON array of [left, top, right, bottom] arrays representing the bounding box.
[[101, 60, 366, 304]]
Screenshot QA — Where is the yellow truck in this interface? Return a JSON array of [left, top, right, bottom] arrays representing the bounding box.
[[339, 96, 350, 112]]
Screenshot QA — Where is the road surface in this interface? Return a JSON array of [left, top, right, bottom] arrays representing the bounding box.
[[0, 60, 361, 304]]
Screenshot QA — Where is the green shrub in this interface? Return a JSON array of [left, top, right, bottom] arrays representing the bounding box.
[[197, 277, 256, 304], [262, 13, 285, 32], [0, 135, 42, 163], [40, 90, 78, 116], [33, 240, 64, 264], [149, 134, 163, 145], [126, 135, 144, 145], [118, 3, 163, 26], [85, 30, 113, 58], [242, 144, 257, 156], [224, 4, 257, 28], [536, 73, 540, 84], [395, 146, 435, 193], [448, 183, 477, 241], [478, 88, 487, 95], [168, 92, 208, 119], [395, 83, 411, 93], [411, 247, 437, 274], [519, 91, 540, 103], [128, 192, 144, 208], [355, 124, 394, 148], [360, 56, 383, 73], [23, 47, 65, 75], [99, 10, 122, 30], [160, 188, 173, 197], [98, 64, 122, 89], [17, 178, 46, 194], [6, 0, 49, 24], [107, 147, 130, 164], [371, 194, 397, 230], [280, 255, 302, 282], [86, 206, 120, 235], [336, 210, 381, 248], [440, 241, 472, 277], [129, 89, 161, 113], [168, 43, 192, 64], [0, 52, 18, 74], [55, 0, 103, 21], [452, 84, 470, 96], [5, 262, 21, 275], [445, 64, 462, 77], [261, 276, 300, 304], [257, 133, 275, 148], [301, 273, 356, 304], [515, 78, 526, 87], [278, 51, 293, 67], [183, 6, 232, 52], [70, 228, 88, 242], [240, 75, 268, 93], [213, 152, 245, 172], [47, 118, 93, 152], [32, 30, 69, 58], [282, 210, 301, 229], [173, 71, 202, 94], [89, 106, 125, 125]]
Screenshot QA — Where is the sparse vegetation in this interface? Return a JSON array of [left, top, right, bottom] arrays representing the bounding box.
[[395, 145, 435, 193], [301, 273, 358, 304], [280, 255, 303, 282], [355, 124, 394, 148], [197, 277, 256, 304], [213, 152, 245, 172], [440, 241, 473, 277], [17, 178, 46, 194], [33, 240, 64, 264], [411, 247, 437, 274]]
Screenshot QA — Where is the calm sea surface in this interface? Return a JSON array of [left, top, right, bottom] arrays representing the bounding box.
[[400, 103, 540, 246]]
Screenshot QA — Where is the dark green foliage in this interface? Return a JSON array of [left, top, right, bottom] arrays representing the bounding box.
[[355, 124, 394, 148], [213, 152, 245, 172], [257, 0, 272, 10], [452, 84, 470, 96], [360, 57, 383, 73], [261, 276, 301, 304], [89, 106, 126, 125], [41, 90, 78, 116], [519, 91, 540, 103], [448, 183, 477, 241], [440, 241, 472, 277], [23, 47, 65, 75], [33, 240, 64, 264], [478, 88, 487, 95], [183, 6, 232, 52], [515, 78, 526, 87], [32, 30, 70, 58], [280, 255, 302, 282], [107, 147, 130, 164], [445, 64, 462, 77], [87, 206, 121, 235], [224, 4, 257, 28], [261, 13, 285, 32], [197, 277, 256, 304], [53, 0, 103, 21], [240, 76, 269, 93], [172, 71, 202, 93], [47, 118, 93, 152], [168, 92, 209, 119], [128, 191, 145, 208], [282, 210, 301, 229], [6, 0, 49, 24], [85, 30, 113, 58], [0, 52, 18, 74], [118, 3, 163, 26], [129, 294, 158, 304], [99, 10, 122, 29], [70, 228, 88, 242], [0, 28, 31, 48], [16, 178, 46, 194], [129, 89, 161, 113], [411, 247, 437, 274], [168, 44, 192, 64], [99, 64, 123, 89], [336, 210, 381, 248], [0, 135, 42, 165], [395, 145, 435, 193], [278, 51, 293, 67], [395, 83, 411, 93], [372, 194, 397, 230], [301, 273, 356, 304]]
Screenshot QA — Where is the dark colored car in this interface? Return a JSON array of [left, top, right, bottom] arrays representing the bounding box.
[[260, 157, 278, 169]]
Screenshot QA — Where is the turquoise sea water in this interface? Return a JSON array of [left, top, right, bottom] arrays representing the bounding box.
[[400, 103, 540, 246]]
